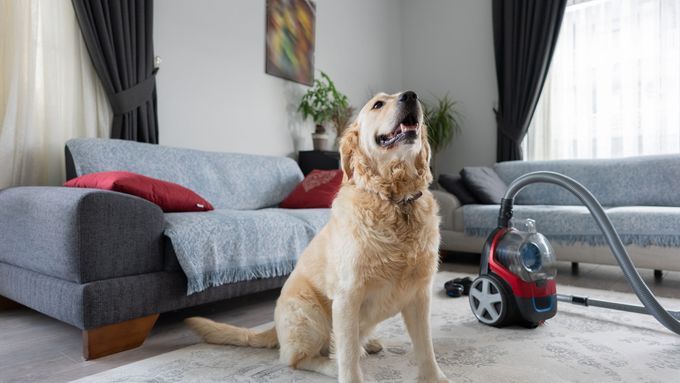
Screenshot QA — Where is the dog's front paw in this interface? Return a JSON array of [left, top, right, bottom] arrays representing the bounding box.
[[417, 370, 450, 383], [417, 377, 450, 383], [338, 370, 364, 383]]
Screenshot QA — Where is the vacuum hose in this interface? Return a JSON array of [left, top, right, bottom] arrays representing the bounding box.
[[498, 171, 680, 335]]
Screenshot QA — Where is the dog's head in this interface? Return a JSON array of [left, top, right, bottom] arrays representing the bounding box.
[[339, 91, 432, 199]]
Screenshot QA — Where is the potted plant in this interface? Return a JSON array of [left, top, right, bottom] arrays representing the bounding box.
[[298, 71, 350, 151], [423, 94, 463, 177]]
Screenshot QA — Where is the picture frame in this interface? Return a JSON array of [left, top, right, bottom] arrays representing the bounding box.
[[265, 0, 316, 86]]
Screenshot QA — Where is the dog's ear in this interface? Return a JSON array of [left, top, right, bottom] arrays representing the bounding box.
[[416, 124, 433, 180], [339, 122, 359, 180]]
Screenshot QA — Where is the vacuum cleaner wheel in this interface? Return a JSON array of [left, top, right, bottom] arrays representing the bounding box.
[[469, 274, 512, 327]]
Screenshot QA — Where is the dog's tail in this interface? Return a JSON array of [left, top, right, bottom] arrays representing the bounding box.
[[185, 317, 278, 348]]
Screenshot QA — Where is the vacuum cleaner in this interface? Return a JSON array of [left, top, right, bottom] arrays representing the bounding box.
[[469, 171, 680, 334]]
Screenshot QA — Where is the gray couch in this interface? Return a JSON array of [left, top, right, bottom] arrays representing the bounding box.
[[0, 138, 328, 359], [435, 155, 680, 273]]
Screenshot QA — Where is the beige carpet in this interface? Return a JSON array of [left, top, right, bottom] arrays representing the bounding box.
[[72, 271, 680, 383]]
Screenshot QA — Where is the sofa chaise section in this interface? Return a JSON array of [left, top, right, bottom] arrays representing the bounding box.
[[436, 155, 680, 274], [0, 186, 167, 358], [0, 138, 313, 360], [0, 187, 293, 360]]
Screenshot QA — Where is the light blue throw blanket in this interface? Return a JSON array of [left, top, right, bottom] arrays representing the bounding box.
[[463, 205, 680, 248], [165, 208, 329, 295]]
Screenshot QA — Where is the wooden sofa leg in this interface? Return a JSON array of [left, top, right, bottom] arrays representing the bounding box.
[[0, 296, 22, 310], [83, 313, 159, 360]]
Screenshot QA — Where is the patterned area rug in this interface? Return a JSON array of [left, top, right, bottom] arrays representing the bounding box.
[[72, 271, 680, 383]]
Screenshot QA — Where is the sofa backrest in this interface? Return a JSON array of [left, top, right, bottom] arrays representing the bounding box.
[[493, 155, 680, 207], [65, 138, 303, 210]]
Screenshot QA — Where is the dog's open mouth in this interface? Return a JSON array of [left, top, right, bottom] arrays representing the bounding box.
[[376, 113, 419, 148]]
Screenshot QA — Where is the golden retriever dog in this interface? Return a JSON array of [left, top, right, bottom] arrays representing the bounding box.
[[186, 91, 449, 383]]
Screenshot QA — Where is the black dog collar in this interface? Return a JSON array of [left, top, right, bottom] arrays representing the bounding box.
[[395, 191, 423, 205]]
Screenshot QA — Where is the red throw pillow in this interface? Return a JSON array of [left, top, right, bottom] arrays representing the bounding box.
[[280, 169, 343, 209], [64, 171, 214, 212]]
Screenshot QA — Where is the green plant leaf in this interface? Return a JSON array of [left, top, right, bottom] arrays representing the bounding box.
[[423, 93, 463, 154], [298, 70, 350, 126]]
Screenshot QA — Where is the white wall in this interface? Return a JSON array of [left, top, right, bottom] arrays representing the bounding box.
[[400, 0, 498, 175], [154, 0, 402, 157]]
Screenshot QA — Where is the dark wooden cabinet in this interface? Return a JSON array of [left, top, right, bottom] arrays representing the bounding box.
[[297, 150, 340, 175]]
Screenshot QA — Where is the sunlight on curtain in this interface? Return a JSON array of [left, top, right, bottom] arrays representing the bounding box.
[[525, 0, 680, 160], [0, 0, 111, 187]]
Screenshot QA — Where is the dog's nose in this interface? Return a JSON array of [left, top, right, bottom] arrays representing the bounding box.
[[399, 91, 418, 103]]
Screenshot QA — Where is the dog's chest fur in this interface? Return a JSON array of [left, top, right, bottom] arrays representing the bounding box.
[[332, 188, 441, 325], [350, 190, 438, 260]]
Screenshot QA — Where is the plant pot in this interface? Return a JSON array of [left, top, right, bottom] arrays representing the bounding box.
[[312, 133, 333, 151]]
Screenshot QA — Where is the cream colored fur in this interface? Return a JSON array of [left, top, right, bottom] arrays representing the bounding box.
[[186, 92, 449, 383]]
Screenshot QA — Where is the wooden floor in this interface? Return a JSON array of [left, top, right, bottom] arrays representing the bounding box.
[[1, 255, 679, 383]]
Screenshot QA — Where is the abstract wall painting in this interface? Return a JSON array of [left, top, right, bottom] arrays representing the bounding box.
[[265, 0, 316, 86]]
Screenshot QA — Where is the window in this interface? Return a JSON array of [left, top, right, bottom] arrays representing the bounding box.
[[524, 0, 680, 160], [0, 0, 110, 187]]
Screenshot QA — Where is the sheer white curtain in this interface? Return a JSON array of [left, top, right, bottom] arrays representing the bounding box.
[[0, 0, 111, 188], [525, 0, 680, 160]]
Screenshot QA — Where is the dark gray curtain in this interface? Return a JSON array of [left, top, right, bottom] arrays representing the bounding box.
[[72, 0, 158, 144], [493, 0, 566, 162]]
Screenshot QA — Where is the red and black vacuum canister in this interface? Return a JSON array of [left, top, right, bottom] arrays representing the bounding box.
[[470, 210, 558, 328]]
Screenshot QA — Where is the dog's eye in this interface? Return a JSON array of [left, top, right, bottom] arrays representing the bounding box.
[[372, 101, 384, 110]]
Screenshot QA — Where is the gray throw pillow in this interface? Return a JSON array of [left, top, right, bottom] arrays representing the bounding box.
[[460, 167, 508, 204], [438, 174, 477, 205]]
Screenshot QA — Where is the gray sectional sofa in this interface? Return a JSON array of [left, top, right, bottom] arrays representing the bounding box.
[[435, 155, 680, 273], [3, 138, 678, 359], [0, 138, 329, 359]]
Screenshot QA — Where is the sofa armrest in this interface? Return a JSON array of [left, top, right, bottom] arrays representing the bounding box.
[[431, 189, 461, 231], [0, 187, 164, 283]]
